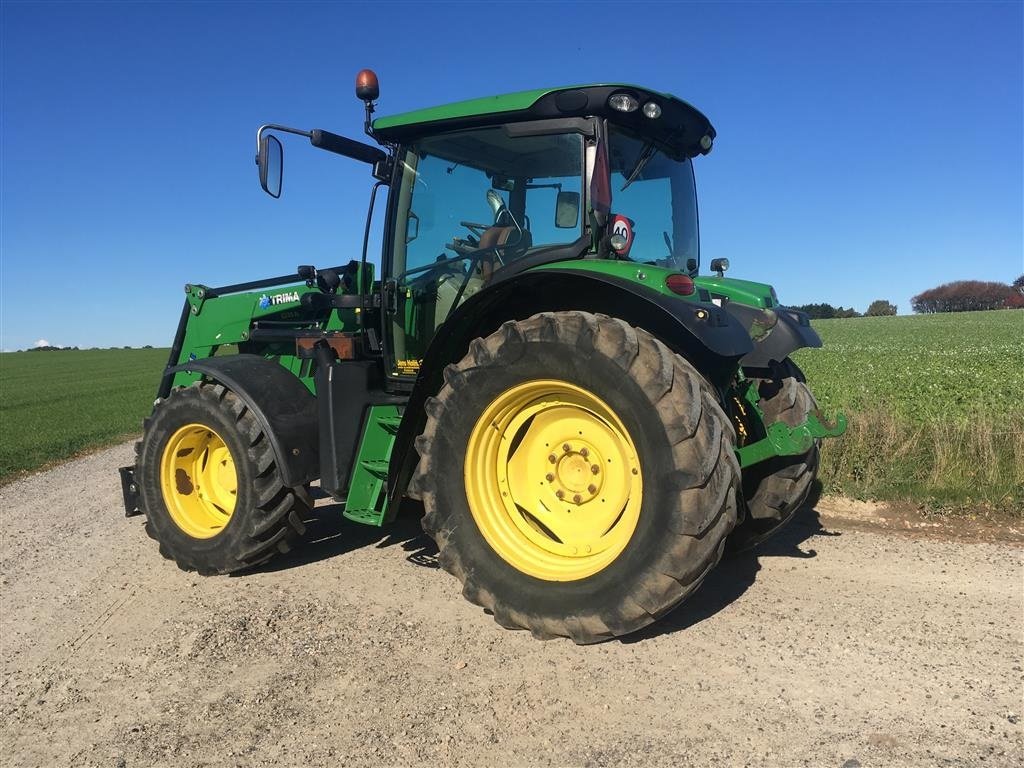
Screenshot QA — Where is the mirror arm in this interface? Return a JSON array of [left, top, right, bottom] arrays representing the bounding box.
[[255, 123, 312, 165], [256, 124, 387, 168], [310, 129, 386, 165]]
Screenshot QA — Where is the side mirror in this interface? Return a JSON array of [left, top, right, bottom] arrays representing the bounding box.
[[257, 134, 283, 198], [710, 257, 730, 277], [555, 191, 580, 228]]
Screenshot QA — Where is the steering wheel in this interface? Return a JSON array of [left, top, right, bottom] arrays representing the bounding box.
[[447, 189, 518, 263], [459, 189, 510, 235]]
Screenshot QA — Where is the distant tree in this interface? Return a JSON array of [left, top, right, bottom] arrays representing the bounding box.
[[911, 280, 1018, 313], [122, 345, 132, 349], [793, 302, 836, 319], [26, 345, 66, 352], [792, 302, 863, 318], [1013, 275, 1024, 295], [866, 299, 897, 316], [143, 344, 153, 349]]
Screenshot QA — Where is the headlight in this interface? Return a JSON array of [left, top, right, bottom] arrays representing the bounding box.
[[642, 101, 661, 119], [608, 93, 639, 113]]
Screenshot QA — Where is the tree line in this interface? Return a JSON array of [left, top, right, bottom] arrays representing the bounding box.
[[794, 275, 1023, 318], [22, 344, 156, 352], [791, 299, 897, 319]]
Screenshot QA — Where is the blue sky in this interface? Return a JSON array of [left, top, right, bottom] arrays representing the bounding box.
[[1, 0, 1021, 350]]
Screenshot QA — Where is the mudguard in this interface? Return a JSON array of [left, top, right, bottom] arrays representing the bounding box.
[[723, 303, 822, 368], [163, 355, 319, 487], [386, 266, 754, 508]]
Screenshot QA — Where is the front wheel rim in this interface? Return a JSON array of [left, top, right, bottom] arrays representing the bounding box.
[[465, 380, 642, 581], [160, 423, 238, 539]]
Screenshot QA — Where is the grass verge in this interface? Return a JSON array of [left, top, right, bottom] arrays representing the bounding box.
[[816, 409, 1023, 516]]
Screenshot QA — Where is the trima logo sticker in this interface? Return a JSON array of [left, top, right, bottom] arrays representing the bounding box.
[[258, 291, 300, 309]]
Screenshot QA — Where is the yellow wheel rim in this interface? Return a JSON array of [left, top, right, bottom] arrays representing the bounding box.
[[160, 423, 238, 539], [465, 380, 642, 581]]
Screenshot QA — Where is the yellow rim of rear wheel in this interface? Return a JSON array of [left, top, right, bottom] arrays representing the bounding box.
[[160, 423, 238, 539], [465, 380, 642, 581]]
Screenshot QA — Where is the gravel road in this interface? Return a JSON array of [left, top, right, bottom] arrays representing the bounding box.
[[1, 442, 1021, 767]]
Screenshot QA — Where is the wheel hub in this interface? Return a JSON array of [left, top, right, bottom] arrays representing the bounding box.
[[551, 444, 603, 503], [160, 423, 238, 539], [465, 380, 642, 581]]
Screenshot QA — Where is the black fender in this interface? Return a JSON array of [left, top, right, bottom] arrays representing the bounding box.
[[386, 267, 753, 508], [164, 355, 319, 487], [723, 303, 822, 369]]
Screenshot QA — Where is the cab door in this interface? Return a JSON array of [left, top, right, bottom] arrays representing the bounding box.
[[383, 149, 502, 384]]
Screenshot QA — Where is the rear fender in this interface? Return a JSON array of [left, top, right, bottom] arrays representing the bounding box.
[[162, 355, 319, 487], [386, 267, 753, 507]]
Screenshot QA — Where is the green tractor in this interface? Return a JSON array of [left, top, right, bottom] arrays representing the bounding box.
[[120, 71, 845, 643]]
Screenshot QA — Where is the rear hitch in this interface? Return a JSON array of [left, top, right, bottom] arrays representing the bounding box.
[[736, 409, 847, 468]]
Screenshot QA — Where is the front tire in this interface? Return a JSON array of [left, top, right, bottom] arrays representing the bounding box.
[[730, 361, 820, 552], [136, 382, 308, 574], [414, 312, 740, 643]]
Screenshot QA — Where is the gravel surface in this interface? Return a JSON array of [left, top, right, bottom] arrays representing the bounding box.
[[1, 442, 1021, 767]]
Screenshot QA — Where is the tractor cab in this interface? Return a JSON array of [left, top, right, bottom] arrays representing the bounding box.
[[256, 75, 718, 383]]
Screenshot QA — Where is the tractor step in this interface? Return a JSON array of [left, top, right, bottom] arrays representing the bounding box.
[[360, 459, 390, 477], [342, 405, 403, 526], [376, 415, 403, 432]]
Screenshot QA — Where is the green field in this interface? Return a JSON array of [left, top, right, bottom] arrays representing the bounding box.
[[0, 348, 168, 480], [2, 311, 1022, 513], [793, 311, 1023, 514]]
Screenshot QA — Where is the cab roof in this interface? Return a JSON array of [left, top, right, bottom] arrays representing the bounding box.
[[372, 84, 716, 160]]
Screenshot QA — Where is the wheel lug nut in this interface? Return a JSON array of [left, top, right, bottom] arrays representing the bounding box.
[[548, 454, 557, 464], [591, 465, 600, 474], [562, 443, 571, 453], [580, 447, 589, 457], [545, 473, 555, 482], [573, 494, 582, 504], [587, 484, 597, 494], [555, 490, 564, 499]]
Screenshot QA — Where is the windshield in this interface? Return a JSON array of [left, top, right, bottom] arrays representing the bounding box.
[[607, 128, 699, 272]]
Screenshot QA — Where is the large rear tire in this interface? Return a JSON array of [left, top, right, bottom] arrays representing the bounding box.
[[136, 382, 308, 574], [413, 312, 740, 643], [730, 361, 820, 552]]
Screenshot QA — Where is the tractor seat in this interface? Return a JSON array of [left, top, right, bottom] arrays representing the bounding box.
[[476, 225, 532, 281]]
